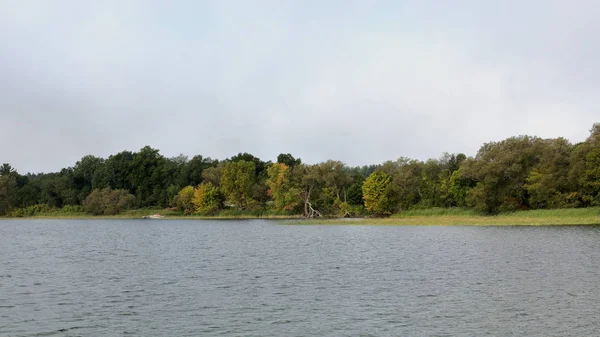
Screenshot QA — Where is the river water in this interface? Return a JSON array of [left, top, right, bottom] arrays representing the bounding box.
[[1, 220, 599, 336]]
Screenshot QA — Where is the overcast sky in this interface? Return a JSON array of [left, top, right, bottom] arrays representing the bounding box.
[[1, 1, 599, 173]]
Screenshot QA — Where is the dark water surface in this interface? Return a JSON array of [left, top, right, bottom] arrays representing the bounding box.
[[1, 220, 599, 336]]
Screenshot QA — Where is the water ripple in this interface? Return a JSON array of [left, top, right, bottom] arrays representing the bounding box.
[[1, 220, 600, 336]]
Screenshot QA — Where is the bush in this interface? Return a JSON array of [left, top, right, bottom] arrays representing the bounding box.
[[8, 204, 53, 217], [84, 188, 136, 215], [192, 183, 221, 216], [59, 204, 84, 214], [176, 186, 195, 215]]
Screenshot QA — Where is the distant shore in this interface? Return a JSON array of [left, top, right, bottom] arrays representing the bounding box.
[[3, 207, 599, 226]]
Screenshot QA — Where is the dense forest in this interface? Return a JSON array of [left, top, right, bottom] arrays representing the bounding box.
[[1, 123, 599, 217]]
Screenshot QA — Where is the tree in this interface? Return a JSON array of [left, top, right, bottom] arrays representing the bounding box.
[[277, 153, 301, 167], [266, 163, 300, 211], [192, 182, 221, 215], [419, 159, 443, 207], [524, 138, 573, 208], [0, 163, 15, 176], [584, 148, 600, 205], [229, 153, 267, 177], [0, 175, 17, 215], [296, 164, 323, 217], [362, 171, 396, 215], [382, 158, 424, 211], [128, 146, 175, 207], [201, 166, 222, 187], [176, 186, 196, 215], [173, 155, 217, 188], [83, 187, 136, 215], [446, 169, 470, 207], [347, 176, 365, 206], [221, 160, 256, 209], [35, 170, 79, 208], [460, 136, 548, 213], [311, 160, 352, 215], [73, 155, 104, 202], [92, 150, 134, 191]]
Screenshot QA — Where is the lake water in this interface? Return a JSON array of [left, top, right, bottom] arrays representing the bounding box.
[[1, 220, 600, 336]]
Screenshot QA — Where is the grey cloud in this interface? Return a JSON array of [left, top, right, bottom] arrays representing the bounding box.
[[1, 0, 598, 172]]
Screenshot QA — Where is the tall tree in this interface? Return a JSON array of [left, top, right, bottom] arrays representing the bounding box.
[[0, 174, 17, 215], [295, 164, 323, 217], [276, 153, 301, 167], [461, 136, 547, 213], [221, 160, 256, 209], [193, 182, 221, 215], [0, 163, 15, 176], [176, 186, 196, 215], [266, 163, 300, 212], [73, 155, 104, 202], [362, 171, 396, 215], [128, 146, 174, 207]]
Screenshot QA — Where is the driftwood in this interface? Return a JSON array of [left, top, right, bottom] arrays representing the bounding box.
[[305, 200, 322, 218], [300, 186, 322, 218]]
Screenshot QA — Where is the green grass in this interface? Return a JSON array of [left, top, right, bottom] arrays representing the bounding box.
[[291, 207, 600, 226], [5, 206, 600, 225], [5, 207, 302, 220], [391, 207, 479, 217], [501, 207, 600, 218]]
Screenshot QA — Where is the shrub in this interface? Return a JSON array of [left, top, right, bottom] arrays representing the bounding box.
[[176, 186, 195, 215], [84, 188, 136, 215], [192, 182, 221, 215]]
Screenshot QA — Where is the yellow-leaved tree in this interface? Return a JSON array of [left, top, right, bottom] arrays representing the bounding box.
[[362, 171, 396, 216], [176, 186, 195, 215], [266, 163, 300, 212], [192, 182, 220, 215]]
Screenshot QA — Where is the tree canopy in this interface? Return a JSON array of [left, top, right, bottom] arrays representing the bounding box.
[[2, 123, 600, 217]]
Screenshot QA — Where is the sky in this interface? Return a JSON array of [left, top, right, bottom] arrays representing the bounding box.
[[1, 0, 599, 173]]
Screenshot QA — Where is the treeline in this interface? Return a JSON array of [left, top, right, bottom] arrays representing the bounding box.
[[1, 123, 599, 217]]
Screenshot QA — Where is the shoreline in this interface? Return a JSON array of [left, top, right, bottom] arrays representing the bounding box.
[[289, 216, 600, 226], [2, 211, 599, 226]]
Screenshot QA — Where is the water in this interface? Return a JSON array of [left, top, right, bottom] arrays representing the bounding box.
[[1, 220, 599, 336]]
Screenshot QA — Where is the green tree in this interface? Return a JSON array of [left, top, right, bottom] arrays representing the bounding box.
[[296, 164, 323, 217], [221, 160, 256, 209], [172, 155, 217, 188], [0, 163, 15, 176], [277, 153, 301, 167], [0, 174, 17, 215], [382, 158, 424, 211], [73, 155, 104, 202], [83, 187, 136, 215], [229, 153, 267, 177], [312, 160, 352, 215], [584, 148, 600, 205], [446, 169, 471, 207], [461, 136, 548, 213], [92, 150, 134, 191], [128, 146, 175, 207], [201, 166, 222, 188], [347, 176, 365, 206], [419, 159, 443, 207], [524, 138, 573, 208], [362, 171, 396, 215]]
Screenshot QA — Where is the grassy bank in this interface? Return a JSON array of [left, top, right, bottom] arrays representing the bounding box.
[[4, 207, 600, 225], [291, 207, 600, 226], [3, 207, 303, 220]]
